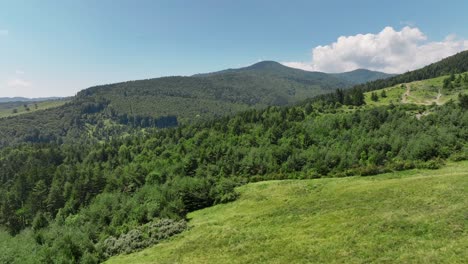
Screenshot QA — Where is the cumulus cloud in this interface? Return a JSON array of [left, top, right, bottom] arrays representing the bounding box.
[[7, 78, 32, 88], [283, 26, 468, 73]]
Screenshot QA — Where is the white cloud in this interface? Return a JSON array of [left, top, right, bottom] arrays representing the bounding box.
[[0, 29, 8, 36], [282, 26, 468, 73], [7, 78, 32, 88]]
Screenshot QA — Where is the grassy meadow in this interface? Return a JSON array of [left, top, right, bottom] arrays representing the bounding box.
[[364, 73, 468, 107], [107, 161, 468, 264], [0, 99, 69, 118]]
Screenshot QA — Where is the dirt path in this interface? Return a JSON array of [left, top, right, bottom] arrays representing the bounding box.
[[402, 84, 410, 103], [435, 89, 442, 105], [402, 84, 442, 105]]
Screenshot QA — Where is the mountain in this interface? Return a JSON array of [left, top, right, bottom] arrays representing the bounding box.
[[79, 61, 355, 123], [1, 51, 467, 149], [0, 97, 63, 103], [195, 61, 392, 85], [0, 61, 368, 148], [331, 68, 395, 84], [78, 60, 395, 124]]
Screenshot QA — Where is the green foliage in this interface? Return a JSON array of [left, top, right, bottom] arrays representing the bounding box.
[[102, 218, 187, 258], [459, 93, 468, 109], [380, 89, 387, 98]]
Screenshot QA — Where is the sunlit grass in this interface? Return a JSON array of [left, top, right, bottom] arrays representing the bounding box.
[[364, 73, 468, 107], [0, 99, 70, 118], [107, 161, 468, 264]]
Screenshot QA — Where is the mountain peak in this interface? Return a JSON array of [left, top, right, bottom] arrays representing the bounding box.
[[245, 61, 283, 70]]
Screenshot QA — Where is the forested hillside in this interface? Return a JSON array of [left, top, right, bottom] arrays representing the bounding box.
[[74, 61, 357, 122], [0, 61, 387, 148], [331, 68, 396, 84]]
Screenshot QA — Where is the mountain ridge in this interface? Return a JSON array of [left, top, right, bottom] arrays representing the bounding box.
[[194, 60, 393, 85]]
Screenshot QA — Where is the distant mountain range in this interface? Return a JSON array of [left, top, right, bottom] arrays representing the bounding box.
[[0, 97, 63, 103], [196, 61, 393, 85], [330, 69, 396, 84]]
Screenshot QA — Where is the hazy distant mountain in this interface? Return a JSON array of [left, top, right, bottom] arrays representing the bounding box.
[[331, 69, 395, 84], [197, 62, 393, 85], [0, 97, 63, 103]]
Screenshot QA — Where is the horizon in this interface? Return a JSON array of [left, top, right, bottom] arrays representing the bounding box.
[[1, 0, 468, 97]]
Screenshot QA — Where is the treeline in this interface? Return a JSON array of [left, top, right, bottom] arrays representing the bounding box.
[[1, 96, 467, 263]]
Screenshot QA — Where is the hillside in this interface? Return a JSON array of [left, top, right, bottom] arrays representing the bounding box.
[[0, 61, 386, 148], [107, 161, 468, 264], [331, 68, 395, 84], [354, 50, 468, 93], [79, 61, 356, 123], [364, 72, 468, 106]]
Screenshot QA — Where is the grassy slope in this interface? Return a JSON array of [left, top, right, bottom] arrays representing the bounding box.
[[0, 99, 70, 118], [108, 161, 468, 264], [364, 73, 468, 106]]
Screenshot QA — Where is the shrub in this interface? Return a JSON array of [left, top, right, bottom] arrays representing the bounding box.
[[102, 218, 187, 259]]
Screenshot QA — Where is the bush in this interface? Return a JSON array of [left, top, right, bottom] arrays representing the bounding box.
[[211, 178, 240, 204], [415, 158, 445, 170], [102, 218, 187, 259]]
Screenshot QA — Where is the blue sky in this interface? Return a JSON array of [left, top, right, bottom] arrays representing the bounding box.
[[1, 0, 467, 97]]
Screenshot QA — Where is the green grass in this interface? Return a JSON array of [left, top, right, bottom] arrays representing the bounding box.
[[364, 73, 468, 107], [107, 161, 468, 264], [0, 99, 70, 118]]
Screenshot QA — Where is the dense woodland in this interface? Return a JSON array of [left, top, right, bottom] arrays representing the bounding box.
[[0, 51, 467, 263]]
